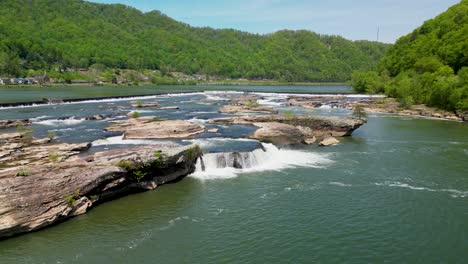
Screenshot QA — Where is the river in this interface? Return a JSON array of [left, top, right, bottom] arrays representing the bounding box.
[[0, 85, 466, 263]]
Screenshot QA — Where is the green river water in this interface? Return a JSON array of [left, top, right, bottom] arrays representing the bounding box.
[[0, 85, 466, 263]]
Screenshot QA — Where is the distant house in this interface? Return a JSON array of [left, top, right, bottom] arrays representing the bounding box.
[[1, 78, 10, 85], [25, 78, 38, 84], [0, 78, 4, 85]]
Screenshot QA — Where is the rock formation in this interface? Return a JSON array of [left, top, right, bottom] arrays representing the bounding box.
[[0, 143, 202, 239], [210, 114, 364, 145], [250, 122, 305, 145], [106, 117, 205, 139], [218, 105, 278, 114], [319, 137, 340, 146], [0, 119, 31, 129]]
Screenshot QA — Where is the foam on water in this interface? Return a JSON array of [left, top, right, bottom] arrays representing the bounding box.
[[183, 138, 259, 148], [375, 181, 468, 198], [188, 117, 208, 125], [30, 115, 53, 121], [92, 135, 173, 146], [329, 182, 353, 187], [190, 143, 332, 180], [256, 93, 288, 106], [34, 117, 86, 126]]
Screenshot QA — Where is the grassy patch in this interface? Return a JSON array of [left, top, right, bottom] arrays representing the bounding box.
[[48, 131, 57, 141], [185, 145, 201, 161], [48, 152, 63, 162], [282, 110, 294, 119], [64, 193, 79, 207], [17, 125, 34, 144], [131, 111, 140, 118], [245, 100, 260, 108], [154, 151, 167, 168], [16, 167, 32, 177], [116, 160, 148, 182], [115, 160, 134, 171], [147, 117, 167, 123], [132, 170, 147, 183]]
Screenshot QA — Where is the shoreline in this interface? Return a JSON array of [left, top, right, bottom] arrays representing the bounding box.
[[0, 90, 359, 108], [0, 81, 349, 89], [0, 90, 465, 122]]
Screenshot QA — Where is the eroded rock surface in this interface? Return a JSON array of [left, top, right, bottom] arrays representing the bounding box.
[[210, 114, 364, 142], [250, 122, 305, 145], [0, 133, 92, 167], [218, 94, 278, 114], [106, 117, 205, 139], [0, 144, 202, 238], [132, 101, 160, 108], [319, 137, 340, 146], [218, 105, 278, 114], [209, 114, 364, 145], [0, 119, 31, 129]]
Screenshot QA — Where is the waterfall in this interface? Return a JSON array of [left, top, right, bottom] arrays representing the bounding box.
[[191, 143, 333, 180], [198, 151, 263, 171]]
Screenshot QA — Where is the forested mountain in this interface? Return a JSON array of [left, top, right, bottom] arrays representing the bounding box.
[[352, 0, 468, 111], [0, 0, 389, 82]]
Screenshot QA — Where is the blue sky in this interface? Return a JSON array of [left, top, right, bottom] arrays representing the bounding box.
[[90, 0, 460, 43]]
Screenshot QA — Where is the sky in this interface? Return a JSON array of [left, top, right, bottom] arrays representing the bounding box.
[[90, 0, 460, 43]]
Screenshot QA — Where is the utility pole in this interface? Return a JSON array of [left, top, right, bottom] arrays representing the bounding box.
[[377, 26, 380, 42]]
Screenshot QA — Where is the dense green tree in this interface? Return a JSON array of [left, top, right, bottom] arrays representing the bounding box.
[[351, 0, 468, 111], [0, 0, 389, 81]]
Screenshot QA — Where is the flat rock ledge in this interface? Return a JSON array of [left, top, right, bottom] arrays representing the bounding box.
[[319, 137, 340, 146], [0, 133, 91, 167], [106, 117, 205, 139], [0, 144, 202, 239], [210, 115, 364, 145], [218, 105, 278, 114], [251, 122, 305, 145], [0, 119, 31, 129]]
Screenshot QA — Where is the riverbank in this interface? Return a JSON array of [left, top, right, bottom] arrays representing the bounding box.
[[0, 80, 348, 89]]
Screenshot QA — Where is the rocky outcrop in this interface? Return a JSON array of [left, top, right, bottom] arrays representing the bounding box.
[[106, 117, 205, 139], [0, 119, 31, 129], [0, 133, 91, 167], [218, 105, 278, 114], [131, 101, 179, 110], [211, 114, 364, 136], [132, 101, 160, 108], [210, 114, 363, 145], [456, 110, 467, 121], [250, 122, 305, 145], [288, 96, 340, 109], [319, 137, 340, 146], [159, 106, 179, 110], [0, 144, 202, 239], [218, 94, 277, 114], [230, 94, 263, 105]]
